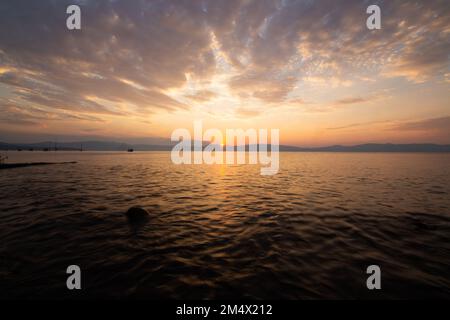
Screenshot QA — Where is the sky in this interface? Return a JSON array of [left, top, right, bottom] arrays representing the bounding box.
[[0, 0, 449, 146]]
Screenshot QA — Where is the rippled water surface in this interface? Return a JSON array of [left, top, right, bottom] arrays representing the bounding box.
[[1, 151, 449, 299]]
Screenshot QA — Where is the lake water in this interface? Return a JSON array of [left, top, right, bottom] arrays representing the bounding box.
[[0, 151, 449, 299]]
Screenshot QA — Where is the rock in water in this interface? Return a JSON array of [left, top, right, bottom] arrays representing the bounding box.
[[125, 206, 150, 224]]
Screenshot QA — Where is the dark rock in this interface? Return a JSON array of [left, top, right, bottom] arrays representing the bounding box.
[[412, 219, 436, 231], [125, 206, 150, 225]]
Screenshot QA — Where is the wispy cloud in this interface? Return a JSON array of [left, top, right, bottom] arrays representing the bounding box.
[[185, 90, 217, 102], [334, 97, 370, 105], [392, 116, 450, 132]]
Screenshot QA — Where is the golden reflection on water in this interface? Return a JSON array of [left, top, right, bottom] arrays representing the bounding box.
[[0, 151, 449, 299]]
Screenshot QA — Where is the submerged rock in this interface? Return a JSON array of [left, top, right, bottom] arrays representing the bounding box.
[[125, 206, 150, 225], [412, 220, 436, 231]]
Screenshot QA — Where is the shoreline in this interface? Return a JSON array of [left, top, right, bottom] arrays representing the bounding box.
[[0, 162, 77, 170]]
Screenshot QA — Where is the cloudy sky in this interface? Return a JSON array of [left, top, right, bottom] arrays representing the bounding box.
[[0, 0, 449, 146]]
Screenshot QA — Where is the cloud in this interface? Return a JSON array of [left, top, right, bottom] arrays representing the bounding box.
[[0, 0, 448, 130], [229, 73, 296, 103], [0, 0, 211, 125], [326, 119, 392, 131], [327, 123, 366, 131], [298, 94, 380, 113], [0, 98, 104, 126], [234, 107, 262, 118], [325, 117, 450, 143], [334, 97, 369, 105], [212, 0, 448, 102], [185, 90, 217, 102], [393, 116, 450, 132]]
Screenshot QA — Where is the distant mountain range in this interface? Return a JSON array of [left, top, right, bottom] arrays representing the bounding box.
[[284, 143, 450, 152], [0, 141, 172, 151], [1, 141, 450, 152]]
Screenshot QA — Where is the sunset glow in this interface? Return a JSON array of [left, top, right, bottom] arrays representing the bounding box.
[[1, 1, 450, 302], [0, 1, 448, 146]]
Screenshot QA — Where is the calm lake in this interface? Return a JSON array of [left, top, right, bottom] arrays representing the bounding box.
[[0, 151, 449, 299]]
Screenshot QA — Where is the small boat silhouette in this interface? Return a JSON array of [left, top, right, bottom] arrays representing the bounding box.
[[127, 148, 134, 152]]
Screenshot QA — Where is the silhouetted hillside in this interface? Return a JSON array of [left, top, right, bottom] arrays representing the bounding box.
[[0, 141, 449, 152]]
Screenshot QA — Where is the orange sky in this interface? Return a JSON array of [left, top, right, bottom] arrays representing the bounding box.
[[0, 0, 449, 146]]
